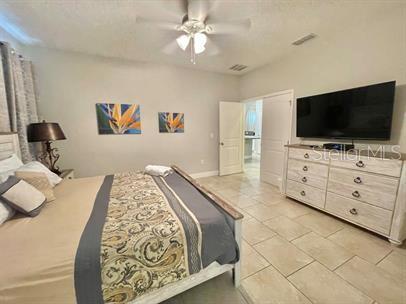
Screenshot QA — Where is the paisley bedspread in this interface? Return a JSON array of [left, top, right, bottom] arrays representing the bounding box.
[[74, 171, 239, 304]]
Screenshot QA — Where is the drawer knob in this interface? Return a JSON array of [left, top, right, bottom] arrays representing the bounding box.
[[303, 166, 308, 172], [349, 208, 358, 215], [352, 191, 360, 198], [356, 160, 365, 168], [300, 190, 306, 196], [354, 177, 362, 184], [302, 177, 307, 183], [304, 153, 310, 159]]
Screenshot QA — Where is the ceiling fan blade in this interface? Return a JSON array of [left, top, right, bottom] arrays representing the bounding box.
[[187, 0, 211, 22], [208, 19, 251, 35], [136, 17, 180, 31]]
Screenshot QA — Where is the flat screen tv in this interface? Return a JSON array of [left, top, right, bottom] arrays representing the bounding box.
[[296, 81, 396, 140]]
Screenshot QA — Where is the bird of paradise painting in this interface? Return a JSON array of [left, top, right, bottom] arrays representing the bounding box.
[[96, 103, 141, 134], [159, 112, 184, 133]]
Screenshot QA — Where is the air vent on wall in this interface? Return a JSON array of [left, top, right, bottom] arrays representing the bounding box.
[[292, 33, 317, 46], [229, 64, 248, 71]]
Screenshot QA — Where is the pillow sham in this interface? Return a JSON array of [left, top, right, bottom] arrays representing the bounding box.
[[15, 171, 56, 202], [0, 201, 15, 225], [0, 176, 46, 217], [0, 153, 23, 172], [16, 161, 62, 187], [0, 154, 23, 183], [0, 169, 15, 183]]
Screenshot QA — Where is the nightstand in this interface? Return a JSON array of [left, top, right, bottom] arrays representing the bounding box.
[[60, 169, 75, 180]]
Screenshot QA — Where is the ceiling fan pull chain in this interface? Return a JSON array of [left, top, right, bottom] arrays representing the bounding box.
[[191, 36, 196, 64]]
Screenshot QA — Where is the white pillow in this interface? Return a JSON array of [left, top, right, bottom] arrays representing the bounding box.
[[16, 161, 62, 187], [0, 154, 23, 183], [0, 154, 23, 173], [0, 169, 15, 183], [0, 201, 15, 225]]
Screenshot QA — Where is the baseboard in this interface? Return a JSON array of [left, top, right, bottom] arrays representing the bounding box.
[[190, 170, 219, 179]]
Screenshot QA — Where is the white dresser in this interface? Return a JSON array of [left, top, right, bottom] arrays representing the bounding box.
[[283, 145, 406, 245]]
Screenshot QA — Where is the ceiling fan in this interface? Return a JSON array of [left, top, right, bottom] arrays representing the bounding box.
[[136, 0, 251, 64]]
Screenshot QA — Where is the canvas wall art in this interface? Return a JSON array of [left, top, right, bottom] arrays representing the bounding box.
[[158, 112, 184, 133], [96, 103, 141, 134]]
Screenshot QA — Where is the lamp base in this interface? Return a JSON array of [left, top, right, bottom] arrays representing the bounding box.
[[38, 141, 62, 175]]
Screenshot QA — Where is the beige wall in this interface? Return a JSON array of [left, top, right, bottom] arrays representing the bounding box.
[[23, 46, 240, 177], [240, 7, 406, 152], [12, 5, 406, 178]]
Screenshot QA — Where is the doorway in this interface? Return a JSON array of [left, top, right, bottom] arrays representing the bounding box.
[[218, 90, 293, 187], [243, 100, 263, 177]]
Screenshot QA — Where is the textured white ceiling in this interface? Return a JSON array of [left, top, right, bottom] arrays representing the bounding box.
[[0, 0, 401, 74]]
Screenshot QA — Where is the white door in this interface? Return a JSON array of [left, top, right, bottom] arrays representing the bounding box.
[[219, 101, 244, 176], [260, 91, 293, 189]]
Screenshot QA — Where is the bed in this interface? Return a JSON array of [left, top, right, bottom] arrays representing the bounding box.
[[0, 133, 243, 304]]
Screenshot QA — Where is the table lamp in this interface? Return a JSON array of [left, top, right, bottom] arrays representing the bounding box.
[[27, 121, 66, 175]]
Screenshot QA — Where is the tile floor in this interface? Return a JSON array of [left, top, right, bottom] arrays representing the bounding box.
[[166, 160, 406, 304]]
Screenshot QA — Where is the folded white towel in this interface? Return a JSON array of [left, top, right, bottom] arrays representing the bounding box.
[[145, 165, 173, 177]]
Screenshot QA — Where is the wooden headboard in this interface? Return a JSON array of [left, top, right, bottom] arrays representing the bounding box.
[[0, 133, 21, 160]]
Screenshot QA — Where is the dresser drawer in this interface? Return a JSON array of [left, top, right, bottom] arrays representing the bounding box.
[[288, 159, 328, 189], [328, 167, 398, 210], [286, 180, 326, 209], [325, 192, 392, 235], [289, 148, 329, 164], [330, 155, 402, 177]]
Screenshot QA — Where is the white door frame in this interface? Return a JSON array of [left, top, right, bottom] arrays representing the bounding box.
[[241, 89, 295, 185]]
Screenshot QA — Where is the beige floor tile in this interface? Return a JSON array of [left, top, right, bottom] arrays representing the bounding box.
[[179, 271, 247, 304], [252, 191, 286, 206], [292, 232, 354, 270], [208, 183, 235, 192], [230, 181, 253, 190], [263, 216, 311, 241], [295, 212, 345, 237], [289, 261, 373, 304], [328, 228, 392, 264], [241, 239, 255, 256], [377, 250, 406, 283], [243, 203, 281, 221], [241, 266, 311, 304], [242, 218, 276, 245], [241, 240, 270, 279], [335, 256, 406, 304], [254, 236, 313, 276], [268, 200, 313, 219], [215, 188, 242, 200], [238, 186, 262, 196], [393, 241, 406, 256], [227, 194, 261, 209]]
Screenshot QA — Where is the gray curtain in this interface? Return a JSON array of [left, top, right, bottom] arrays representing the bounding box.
[[0, 41, 39, 162]]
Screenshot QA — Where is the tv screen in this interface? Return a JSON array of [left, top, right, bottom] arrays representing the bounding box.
[[296, 81, 396, 140]]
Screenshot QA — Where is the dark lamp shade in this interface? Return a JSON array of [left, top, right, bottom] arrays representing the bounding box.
[[27, 122, 66, 142]]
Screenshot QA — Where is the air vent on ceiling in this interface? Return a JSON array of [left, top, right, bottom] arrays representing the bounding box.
[[292, 33, 317, 46], [229, 64, 248, 72]]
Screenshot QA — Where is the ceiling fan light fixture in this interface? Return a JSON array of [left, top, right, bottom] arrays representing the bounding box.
[[194, 44, 205, 54], [176, 34, 190, 51], [194, 32, 207, 48]]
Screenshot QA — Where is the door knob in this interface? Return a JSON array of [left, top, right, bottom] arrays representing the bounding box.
[[220, 142, 224, 146]]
